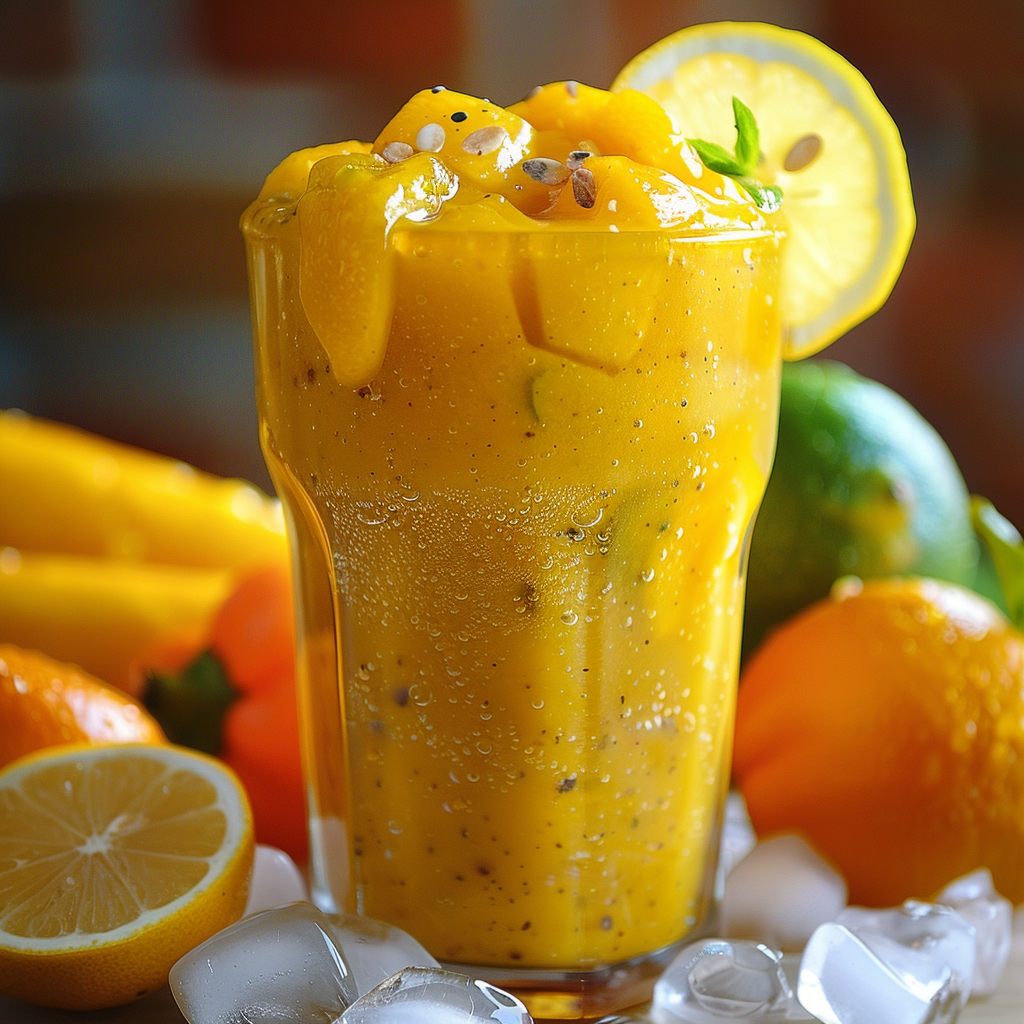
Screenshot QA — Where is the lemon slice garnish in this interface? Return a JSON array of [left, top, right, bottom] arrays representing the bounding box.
[[612, 21, 915, 358], [0, 743, 254, 1010]]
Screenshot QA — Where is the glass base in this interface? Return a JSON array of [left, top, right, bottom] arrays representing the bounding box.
[[441, 939, 692, 1020]]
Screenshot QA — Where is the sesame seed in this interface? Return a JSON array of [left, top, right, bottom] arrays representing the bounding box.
[[521, 157, 571, 185], [572, 167, 596, 208], [784, 133, 823, 172], [416, 122, 446, 152], [565, 80, 579, 98], [431, 85, 447, 93], [567, 150, 591, 170], [451, 111, 468, 123], [462, 125, 508, 156], [382, 141, 414, 163]]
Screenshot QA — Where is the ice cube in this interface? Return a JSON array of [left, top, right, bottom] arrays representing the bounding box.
[[799, 921, 963, 1024], [325, 912, 440, 996], [339, 966, 532, 1023], [837, 900, 975, 1010], [718, 790, 757, 879], [169, 902, 356, 1024], [652, 938, 813, 1022], [936, 869, 1013, 999], [244, 844, 309, 916], [721, 834, 848, 950]]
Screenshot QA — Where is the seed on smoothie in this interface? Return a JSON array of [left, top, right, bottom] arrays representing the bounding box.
[[571, 167, 596, 208], [462, 125, 509, 155], [522, 157, 571, 185], [382, 141, 414, 163], [416, 122, 446, 152]]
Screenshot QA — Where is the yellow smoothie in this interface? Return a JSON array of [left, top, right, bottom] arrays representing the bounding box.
[[243, 84, 783, 974]]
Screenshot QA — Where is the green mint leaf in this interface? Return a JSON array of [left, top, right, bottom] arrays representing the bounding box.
[[732, 97, 760, 174], [686, 138, 744, 177], [971, 495, 1024, 630], [688, 97, 782, 212], [736, 177, 784, 214]]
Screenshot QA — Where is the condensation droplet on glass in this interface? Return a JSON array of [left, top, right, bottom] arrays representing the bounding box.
[[640, 568, 655, 582], [572, 506, 604, 529], [388, 821, 403, 834], [531, 699, 545, 710], [561, 610, 579, 625]]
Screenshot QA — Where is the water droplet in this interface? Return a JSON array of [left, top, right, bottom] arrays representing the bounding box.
[[409, 683, 432, 706], [388, 821, 404, 834], [572, 506, 605, 529], [640, 568, 655, 582], [531, 699, 545, 710], [561, 610, 579, 625]]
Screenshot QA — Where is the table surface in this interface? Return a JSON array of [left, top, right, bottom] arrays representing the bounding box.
[[2, 912, 1021, 1024]]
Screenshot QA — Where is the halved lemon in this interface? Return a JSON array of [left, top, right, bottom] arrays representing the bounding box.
[[0, 743, 254, 1010], [612, 21, 915, 358]]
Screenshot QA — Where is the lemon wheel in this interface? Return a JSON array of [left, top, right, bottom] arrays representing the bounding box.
[[612, 21, 915, 358], [0, 743, 254, 1010]]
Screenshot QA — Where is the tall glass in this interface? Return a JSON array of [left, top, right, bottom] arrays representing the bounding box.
[[243, 183, 783, 1017]]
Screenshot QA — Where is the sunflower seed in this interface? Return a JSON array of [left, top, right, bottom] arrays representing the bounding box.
[[522, 157, 571, 185], [462, 125, 508, 156], [567, 150, 591, 170], [382, 141, 414, 163], [784, 133, 823, 172], [571, 167, 596, 208], [416, 122, 446, 152]]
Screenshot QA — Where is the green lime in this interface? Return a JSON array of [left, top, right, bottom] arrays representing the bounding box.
[[743, 360, 979, 658]]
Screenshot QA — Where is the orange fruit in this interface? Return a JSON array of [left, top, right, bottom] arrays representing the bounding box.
[[0, 644, 165, 769], [0, 743, 254, 1009], [733, 577, 1024, 906]]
